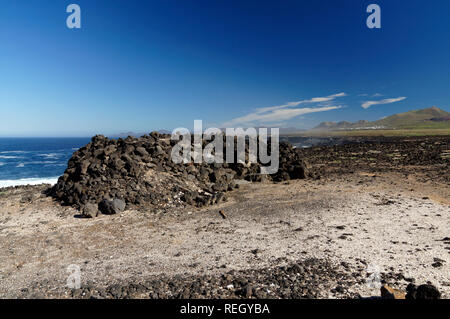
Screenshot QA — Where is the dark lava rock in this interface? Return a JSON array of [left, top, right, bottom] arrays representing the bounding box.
[[98, 199, 126, 215], [19, 258, 363, 299], [48, 133, 310, 212], [406, 283, 441, 299], [431, 257, 445, 268], [293, 136, 450, 184], [244, 284, 254, 298], [415, 284, 441, 299], [82, 202, 99, 218]]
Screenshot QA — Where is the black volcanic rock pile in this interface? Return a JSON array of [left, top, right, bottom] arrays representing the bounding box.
[[296, 135, 449, 182], [49, 132, 310, 213], [21, 258, 363, 299]]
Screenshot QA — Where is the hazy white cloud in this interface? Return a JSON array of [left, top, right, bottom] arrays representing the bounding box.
[[223, 105, 342, 126], [358, 93, 384, 97], [255, 92, 346, 114], [361, 97, 406, 109], [222, 93, 346, 127]]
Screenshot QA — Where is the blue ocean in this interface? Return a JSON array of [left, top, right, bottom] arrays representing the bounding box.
[[0, 138, 91, 188]]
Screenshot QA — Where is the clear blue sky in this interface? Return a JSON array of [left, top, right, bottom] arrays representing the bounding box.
[[1, 0, 449, 136]]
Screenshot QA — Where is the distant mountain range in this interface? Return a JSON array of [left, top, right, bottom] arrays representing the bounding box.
[[112, 127, 305, 138], [111, 107, 449, 137], [112, 129, 172, 138], [313, 106, 450, 131]]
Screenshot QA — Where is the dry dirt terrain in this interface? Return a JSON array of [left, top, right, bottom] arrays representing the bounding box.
[[0, 136, 448, 299]]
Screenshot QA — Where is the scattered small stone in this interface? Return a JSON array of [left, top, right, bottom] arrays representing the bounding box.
[[218, 210, 227, 219], [244, 284, 253, 298], [431, 257, 445, 268]]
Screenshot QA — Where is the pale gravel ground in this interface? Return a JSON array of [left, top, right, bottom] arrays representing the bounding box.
[[0, 172, 448, 298]]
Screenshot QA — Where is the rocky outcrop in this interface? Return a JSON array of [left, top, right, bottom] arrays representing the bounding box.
[[49, 132, 310, 214]]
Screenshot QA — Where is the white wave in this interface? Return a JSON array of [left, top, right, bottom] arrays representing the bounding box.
[[24, 161, 58, 165], [0, 151, 29, 154], [38, 153, 61, 159], [0, 162, 5, 166], [0, 155, 23, 159], [16, 163, 25, 168], [0, 177, 59, 188]]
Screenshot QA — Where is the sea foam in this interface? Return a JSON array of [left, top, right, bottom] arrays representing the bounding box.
[[0, 177, 59, 188]]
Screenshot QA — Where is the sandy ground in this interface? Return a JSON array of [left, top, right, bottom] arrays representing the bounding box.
[[0, 169, 448, 298]]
